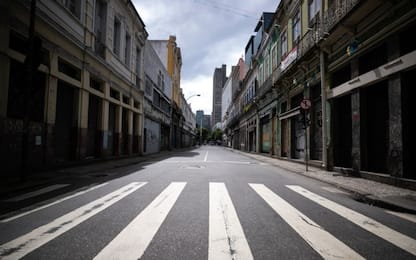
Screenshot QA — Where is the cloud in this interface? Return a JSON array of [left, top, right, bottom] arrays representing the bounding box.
[[133, 0, 279, 114], [181, 74, 212, 114]]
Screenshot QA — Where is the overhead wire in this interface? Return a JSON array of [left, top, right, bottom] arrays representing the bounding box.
[[192, 0, 259, 20]]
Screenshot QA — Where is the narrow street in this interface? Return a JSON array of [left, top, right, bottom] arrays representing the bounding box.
[[1, 146, 415, 259]]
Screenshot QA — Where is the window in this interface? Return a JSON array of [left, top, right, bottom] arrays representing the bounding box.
[[157, 71, 165, 91], [136, 47, 141, 75], [271, 44, 278, 69], [292, 10, 301, 44], [125, 33, 131, 66], [58, 58, 81, 81], [110, 88, 120, 100], [281, 31, 287, 57], [94, 0, 107, 57], [90, 77, 103, 92], [63, 0, 81, 19], [145, 78, 152, 96], [113, 17, 121, 56], [308, 0, 321, 24], [265, 53, 270, 79]]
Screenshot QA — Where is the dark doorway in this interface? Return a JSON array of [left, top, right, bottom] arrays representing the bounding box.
[[333, 94, 352, 168], [87, 94, 101, 158], [361, 82, 389, 174], [121, 107, 129, 155], [310, 84, 322, 160], [55, 81, 76, 161]]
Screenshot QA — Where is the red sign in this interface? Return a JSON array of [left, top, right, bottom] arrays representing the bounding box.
[[300, 99, 311, 110]]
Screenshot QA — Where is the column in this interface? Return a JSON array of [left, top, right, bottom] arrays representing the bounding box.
[[114, 104, 122, 156], [387, 35, 403, 177], [100, 83, 110, 156], [127, 109, 133, 155], [350, 59, 361, 175], [76, 70, 90, 159]]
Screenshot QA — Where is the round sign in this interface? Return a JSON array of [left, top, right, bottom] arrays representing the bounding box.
[[300, 99, 311, 110]]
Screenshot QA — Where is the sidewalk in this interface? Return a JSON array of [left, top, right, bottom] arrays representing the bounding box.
[[230, 149, 416, 214], [0, 149, 182, 199]]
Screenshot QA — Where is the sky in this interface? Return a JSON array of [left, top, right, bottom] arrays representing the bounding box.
[[133, 0, 279, 115]]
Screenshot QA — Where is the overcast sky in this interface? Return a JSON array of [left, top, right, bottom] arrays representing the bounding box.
[[133, 0, 279, 115]]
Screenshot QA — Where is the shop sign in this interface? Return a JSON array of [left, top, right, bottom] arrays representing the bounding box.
[[281, 46, 297, 71]]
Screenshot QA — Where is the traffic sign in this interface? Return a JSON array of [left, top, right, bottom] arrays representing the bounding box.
[[300, 99, 311, 110]]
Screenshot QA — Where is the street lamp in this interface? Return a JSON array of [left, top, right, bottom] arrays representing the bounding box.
[[200, 116, 203, 145], [186, 93, 201, 102]]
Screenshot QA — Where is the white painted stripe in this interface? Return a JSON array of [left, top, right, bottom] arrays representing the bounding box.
[[386, 210, 416, 224], [0, 183, 108, 223], [287, 185, 416, 256], [0, 182, 146, 260], [209, 183, 253, 260], [204, 151, 209, 162], [94, 182, 186, 260], [4, 184, 70, 202], [250, 184, 363, 259]]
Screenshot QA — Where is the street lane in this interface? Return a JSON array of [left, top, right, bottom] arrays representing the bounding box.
[[1, 146, 415, 259]]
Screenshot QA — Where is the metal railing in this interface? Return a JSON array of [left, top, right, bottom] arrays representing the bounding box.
[[322, 0, 360, 33]]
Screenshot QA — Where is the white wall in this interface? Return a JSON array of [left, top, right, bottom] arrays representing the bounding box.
[[221, 77, 232, 122]]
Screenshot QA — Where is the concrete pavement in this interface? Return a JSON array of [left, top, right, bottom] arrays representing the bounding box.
[[1, 146, 415, 214]]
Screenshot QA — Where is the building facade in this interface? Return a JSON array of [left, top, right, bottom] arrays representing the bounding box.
[[150, 36, 184, 149], [212, 64, 227, 129], [143, 40, 171, 154], [221, 0, 416, 186], [0, 0, 147, 175], [180, 93, 196, 147]]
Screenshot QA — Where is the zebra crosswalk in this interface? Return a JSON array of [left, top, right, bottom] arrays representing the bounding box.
[[0, 181, 415, 259]]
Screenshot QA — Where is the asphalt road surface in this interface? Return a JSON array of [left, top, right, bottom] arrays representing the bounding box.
[[1, 146, 416, 259]]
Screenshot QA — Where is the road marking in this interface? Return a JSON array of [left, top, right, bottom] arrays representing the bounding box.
[[3, 184, 70, 202], [0, 183, 108, 223], [287, 185, 416, 256], [204, 151, 209, 162], [94, 182, 186, 260], [386, 210, 416, 223], [209, 182, 253, 260], [0, 182, 146, 260], [250, 183, 363, 259]]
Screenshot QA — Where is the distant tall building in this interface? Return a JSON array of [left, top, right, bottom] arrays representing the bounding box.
[[196, 110, 204, 128], [212, 65, 227, 128]]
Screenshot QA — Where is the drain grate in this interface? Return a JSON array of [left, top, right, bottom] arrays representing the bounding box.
[[182, 165, 206, 170]]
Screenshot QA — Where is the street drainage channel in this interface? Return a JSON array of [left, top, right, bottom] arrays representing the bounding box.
[[181, 165, 206, 170]]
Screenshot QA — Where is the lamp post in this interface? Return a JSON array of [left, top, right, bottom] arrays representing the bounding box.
[[200, 116, 203, 145], [186, 93, 201, 102], [185, 94, 201, 146]]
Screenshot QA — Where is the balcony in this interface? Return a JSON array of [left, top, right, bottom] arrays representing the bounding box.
[[323, 0, 360, 33], [298, 25, 319, 59]]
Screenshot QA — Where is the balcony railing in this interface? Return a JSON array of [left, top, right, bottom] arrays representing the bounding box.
[[323, 0, 360, 33], [298, 23, 319, 59]]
